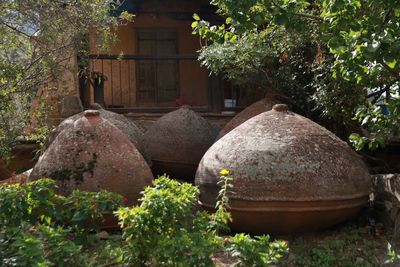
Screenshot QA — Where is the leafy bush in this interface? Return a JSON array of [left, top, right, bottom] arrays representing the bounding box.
[[0, 178, 123, 266], [116, 175, 288, 267], [0, 179, 123, 231], [0, 179, 58, 226], [0, 224, 85, 267], [227, 233, 288, 267], [117, 176, 221, 266], [0, 175, 289, 266]]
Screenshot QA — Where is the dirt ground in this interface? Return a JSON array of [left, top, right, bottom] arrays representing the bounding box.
[[214, 218, 395, 267]]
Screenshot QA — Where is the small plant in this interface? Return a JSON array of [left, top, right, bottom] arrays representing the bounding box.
[[384, 242, 400, 265], [0, 223, 86, 267], [0, 179, 58, 227], [0, 178, 125, 266], [117, 173, 288, 266], [61, 189, 123, 232], [0, 179, 123, 231], [209, 169, 233, 232], [117, 176, 220, 266], [228, 233, 288, 267], [216, 170, 288, 266]]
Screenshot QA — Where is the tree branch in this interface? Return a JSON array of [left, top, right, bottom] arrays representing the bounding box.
[[381, 62, 400, 81], [369, 85, 394, 105], [0, 20, 31, 39], [367, 84, 391, 99]]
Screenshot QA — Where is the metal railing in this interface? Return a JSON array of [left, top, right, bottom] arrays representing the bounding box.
[[84, 54, 243, 113]]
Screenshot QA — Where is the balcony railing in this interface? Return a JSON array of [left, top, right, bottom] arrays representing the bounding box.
[[80, 54, 243, 113]]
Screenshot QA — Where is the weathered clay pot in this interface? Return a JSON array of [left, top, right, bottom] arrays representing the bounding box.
[[47, 104, 151, 165], [145, 106, 217, 180], [0, 169, 31, 185], [30, 110, 154, 206], [195, 104, 371, 234], [218, 93, 279, 139]]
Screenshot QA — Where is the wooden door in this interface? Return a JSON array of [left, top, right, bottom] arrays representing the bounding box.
[[137, 30, 179, 104]]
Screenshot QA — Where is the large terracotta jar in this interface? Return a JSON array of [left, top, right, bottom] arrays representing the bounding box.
[[30, 110, 153, 206], [195, 104, 371, 234], [0, 169, 31, 185], [145, 106, 217, 180], [47, 104, 151, 165], [218, 93, 279, 139]]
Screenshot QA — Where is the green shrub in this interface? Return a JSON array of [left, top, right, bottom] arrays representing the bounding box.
[[0, 179, 57, 226], [0, 179, 123, 231], [116, 175, 288, 267], [61, 189, 123, 232], [0, 175, 289, 266], [0, 224, 85, 267], [117, 176, 221, 266], [0, 179, 124, 266], [228, 233, 288, 267]]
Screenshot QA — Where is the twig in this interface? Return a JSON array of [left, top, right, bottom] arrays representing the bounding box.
[[367, 84, 392, 99], [0, 20, 31, 38]]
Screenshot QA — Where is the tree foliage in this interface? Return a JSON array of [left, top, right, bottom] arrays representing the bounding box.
[[193, 0, 400, 149], [0, 0, 130, 159]]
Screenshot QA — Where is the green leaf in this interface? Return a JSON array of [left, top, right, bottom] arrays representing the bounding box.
[[386, 59, 397, 69], [361, 115, 370, 125], [191, 21, 199, 29]]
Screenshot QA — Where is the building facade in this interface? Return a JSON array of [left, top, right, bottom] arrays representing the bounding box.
[[80, 0, 253, 113]]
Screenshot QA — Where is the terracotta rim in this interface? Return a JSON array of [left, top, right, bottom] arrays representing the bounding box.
[[199, 195, 368, 212], [197, 182, 371, 202]]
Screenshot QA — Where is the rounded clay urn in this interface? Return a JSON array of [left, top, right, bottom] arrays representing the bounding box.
[[218, 93, 279, 139], [0, 169, 31, 185], [145, 106, 217, 180], [47, 104, 151, 165], [29, 110, 154, 206], [195, 104, 371, 234]]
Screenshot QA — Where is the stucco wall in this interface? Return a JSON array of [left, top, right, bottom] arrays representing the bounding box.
[[89, 13, 208, 108]]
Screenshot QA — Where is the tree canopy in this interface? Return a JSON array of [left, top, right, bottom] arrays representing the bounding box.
[[193, 0, 400, 150], [0, 0, 130, 159]]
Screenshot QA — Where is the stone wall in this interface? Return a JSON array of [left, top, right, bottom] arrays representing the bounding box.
[[372, 174, 400, 238]]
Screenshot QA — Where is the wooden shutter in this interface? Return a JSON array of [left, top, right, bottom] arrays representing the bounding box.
[[137, 33, 157, 101], [136, 30, 179, 103], [156, 33, 179, 102]]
